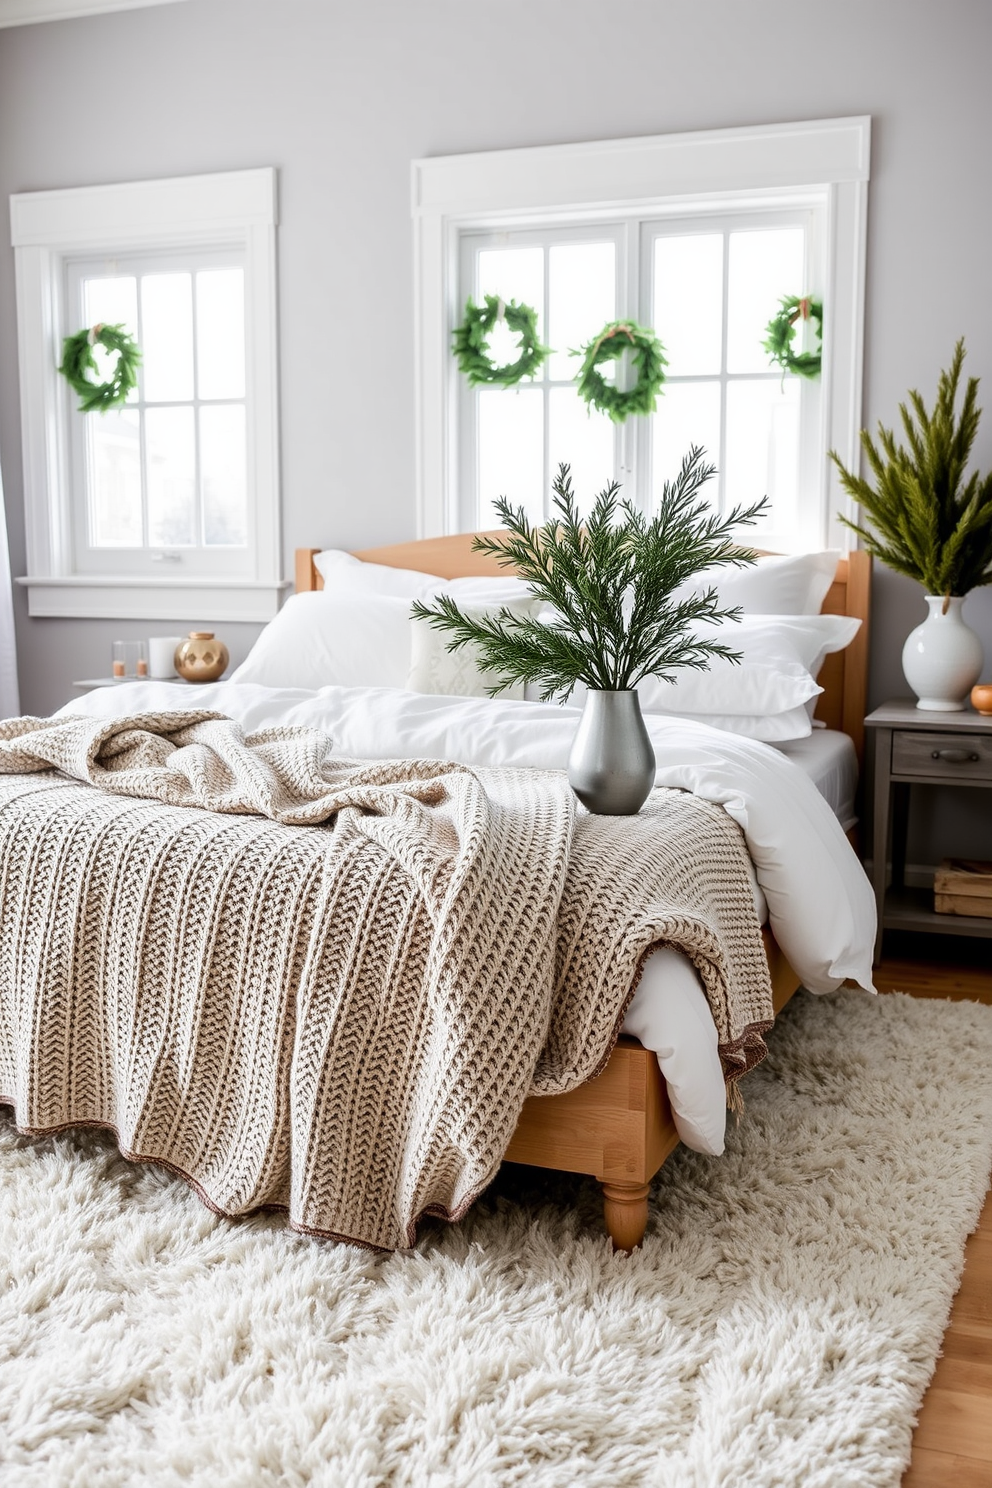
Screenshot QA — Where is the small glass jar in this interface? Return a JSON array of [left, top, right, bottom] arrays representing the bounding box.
[[112, 640, 126, 679]]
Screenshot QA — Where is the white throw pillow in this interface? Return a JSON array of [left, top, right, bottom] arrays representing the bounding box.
[[314, 550, 536, 608], [230, 592, 414, 690], [313, 549, 443, 600], [671, 551, 840, 616], [407, 599, 540, 699]]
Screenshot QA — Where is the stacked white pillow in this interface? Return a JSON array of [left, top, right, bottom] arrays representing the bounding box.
[[232, 547, 856, 740]]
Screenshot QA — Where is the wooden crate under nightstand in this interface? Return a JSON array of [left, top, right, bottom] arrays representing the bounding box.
[[934, 858, 992, 919]]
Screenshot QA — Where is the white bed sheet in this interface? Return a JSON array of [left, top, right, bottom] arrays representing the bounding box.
[[773, 728, 859, 831], [621, 728, 860, 1154], [57, 685, 875, 1162]]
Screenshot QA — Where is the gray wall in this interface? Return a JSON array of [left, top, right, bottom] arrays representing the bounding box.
[[1, 0, 991, 858]]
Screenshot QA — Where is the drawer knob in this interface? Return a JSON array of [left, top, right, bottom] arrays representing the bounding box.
[[931, 748, 980, 763]]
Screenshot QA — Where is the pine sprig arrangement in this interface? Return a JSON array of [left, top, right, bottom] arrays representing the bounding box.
[[832, 340, 992, 597], [410, 450, 769, 700]]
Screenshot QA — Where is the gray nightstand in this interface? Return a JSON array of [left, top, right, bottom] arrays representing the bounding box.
[[866, 699, 992, 959]]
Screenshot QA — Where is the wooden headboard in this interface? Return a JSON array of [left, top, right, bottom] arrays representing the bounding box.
[[295, 540, 872, 762]]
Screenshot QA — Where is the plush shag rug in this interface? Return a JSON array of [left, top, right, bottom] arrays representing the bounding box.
[[1, 989, 990, 1488]]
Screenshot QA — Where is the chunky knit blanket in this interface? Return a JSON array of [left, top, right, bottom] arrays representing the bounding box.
[[0, 712, 772, 1250]]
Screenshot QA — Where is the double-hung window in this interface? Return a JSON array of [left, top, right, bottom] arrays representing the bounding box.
[[414, 117, 869, 554], [12, 168, 283, 620]]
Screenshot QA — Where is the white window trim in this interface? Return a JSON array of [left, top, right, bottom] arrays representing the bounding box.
[[412, 115, 870, 550], [11, 167, 286, 622]]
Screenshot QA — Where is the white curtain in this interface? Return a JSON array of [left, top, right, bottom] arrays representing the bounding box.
[[0, 455, 20, 718]]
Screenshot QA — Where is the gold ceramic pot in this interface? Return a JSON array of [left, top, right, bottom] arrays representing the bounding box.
[[175, 632, 229, 684], [971, 683, 992, 716]]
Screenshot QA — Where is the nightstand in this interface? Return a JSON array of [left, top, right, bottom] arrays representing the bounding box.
[[866, 699, 992, 959]]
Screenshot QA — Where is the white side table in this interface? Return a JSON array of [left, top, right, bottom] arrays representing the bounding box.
[[71, 678, 189, 691]]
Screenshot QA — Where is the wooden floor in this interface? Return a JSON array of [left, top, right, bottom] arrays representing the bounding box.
[[874, 932, 992, 1488]]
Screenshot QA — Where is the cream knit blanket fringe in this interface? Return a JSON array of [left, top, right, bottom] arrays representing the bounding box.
[[0, 712, 772, 1250]]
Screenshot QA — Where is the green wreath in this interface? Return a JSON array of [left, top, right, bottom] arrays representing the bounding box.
[[452, 295, 550, 387], [762, 295, 823, 380], [573, 320, 667, 422], [58, 322, 141, 413]]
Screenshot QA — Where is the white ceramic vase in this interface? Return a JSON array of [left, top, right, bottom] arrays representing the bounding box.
[[901, 595, 984, 711]]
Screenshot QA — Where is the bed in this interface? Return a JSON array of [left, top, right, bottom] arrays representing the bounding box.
[[6, 541, 874, 1252], [291, 539, 873, 1249]]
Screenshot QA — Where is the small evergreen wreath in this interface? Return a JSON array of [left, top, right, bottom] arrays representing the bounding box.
[[452, 295, 550, 387], [58, 323, 141, 413], [573, 320, 667, 422], [762, 295, 823, 380]]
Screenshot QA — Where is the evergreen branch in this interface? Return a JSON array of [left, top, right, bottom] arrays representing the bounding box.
[[412, 453, 768, 698], [833, 340, 992, 594]]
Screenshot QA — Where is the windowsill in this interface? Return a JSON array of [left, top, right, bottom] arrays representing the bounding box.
[[16, 575, 290, 622]]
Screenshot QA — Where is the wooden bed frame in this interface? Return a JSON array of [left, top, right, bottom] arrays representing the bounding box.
[[296, 540, 872, 1250]]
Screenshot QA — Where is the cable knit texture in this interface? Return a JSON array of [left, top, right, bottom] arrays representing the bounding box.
[[0, 712, 771, 1250]]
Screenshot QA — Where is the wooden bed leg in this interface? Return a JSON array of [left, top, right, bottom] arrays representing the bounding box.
[[601, 1180, 651, 1252]]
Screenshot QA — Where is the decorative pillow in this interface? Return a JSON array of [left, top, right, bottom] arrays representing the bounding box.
[[230, 592, 414, 690], [407, 600, 540, 699], [671, 551, 840, 615]]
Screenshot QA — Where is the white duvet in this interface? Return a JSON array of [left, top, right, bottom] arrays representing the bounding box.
[[58, 682, 876, 1157]]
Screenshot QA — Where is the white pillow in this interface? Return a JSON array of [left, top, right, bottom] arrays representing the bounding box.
[[230, 592, 414, 690], [636, 614, 860, 719], [407, 599, 540, 700], [446, 575, 534, 605], [671, 551, 839, 616], [655, 705, 818, 743], [314, 549, 536, 608], [313, 549, 442, 600]]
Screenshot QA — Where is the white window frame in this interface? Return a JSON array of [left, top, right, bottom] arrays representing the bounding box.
[[412, 116, 870, 551], [11, 167, 286, 621]]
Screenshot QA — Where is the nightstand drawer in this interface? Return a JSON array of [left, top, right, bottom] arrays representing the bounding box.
[[891, 730, 992, 781]]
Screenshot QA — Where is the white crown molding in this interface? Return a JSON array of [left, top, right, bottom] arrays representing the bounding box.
[[0, 0, 188, 27]]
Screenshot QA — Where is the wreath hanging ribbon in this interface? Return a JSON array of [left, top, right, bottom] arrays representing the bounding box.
[[763, 295, 823, 380], [58, 323, 142, 413], [573, 319, 667, 422], [452, 295, 551, 387]]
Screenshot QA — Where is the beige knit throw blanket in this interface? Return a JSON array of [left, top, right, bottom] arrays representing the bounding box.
[[0, 712, 772, 1250]]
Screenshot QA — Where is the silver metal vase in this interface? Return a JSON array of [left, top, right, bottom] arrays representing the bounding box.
[[567, 689, 656, 815]]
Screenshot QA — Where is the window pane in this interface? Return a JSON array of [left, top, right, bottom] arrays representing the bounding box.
[[87, 407, 142, 546], [725, 379, 800, 534], [477, 247, 544, 378], [549, 388, 615, 515], [727, 228, 805, 374], [146, 406, 196, 547], [478, 387, 543, 525], [196, 268, 245, 400], [82, 277, 138, 403], [652, 382, 722, 510], [200, 404, 247, 546], [141, 273, 194, 402], [654, 234, 723, 376], [548, 242, 615, 381]]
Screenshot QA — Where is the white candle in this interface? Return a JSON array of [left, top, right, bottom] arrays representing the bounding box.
[[148, 636, 183, 679]]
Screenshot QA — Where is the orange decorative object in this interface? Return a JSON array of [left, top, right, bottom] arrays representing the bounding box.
[[174, 632, 229, 684], [971, 683, 992, 715]]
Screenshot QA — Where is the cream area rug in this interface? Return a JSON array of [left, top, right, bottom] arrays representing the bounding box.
[[1, 989, 990, 1488]]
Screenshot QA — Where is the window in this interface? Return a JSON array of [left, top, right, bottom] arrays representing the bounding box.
[[12, 168, 283, 620], [413, 117, 870, 553]]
